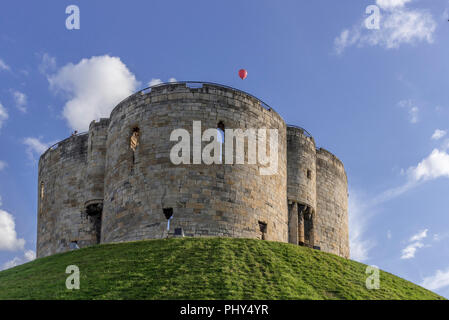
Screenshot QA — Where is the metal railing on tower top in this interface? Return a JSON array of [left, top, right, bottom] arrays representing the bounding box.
[[139, 81, 275, 112], [286, 124, 313, 138], [42, 82, 314, 155]]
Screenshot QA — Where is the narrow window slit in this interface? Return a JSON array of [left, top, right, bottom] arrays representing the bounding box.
[[40, 182, 44, 200], [217, 121, 225, 163], [163, 208, 174, 231], [39, 182, 45, 214], [259, 221, 267, 240], [130, 127, 140, 165], [130, 127, 140, 152]]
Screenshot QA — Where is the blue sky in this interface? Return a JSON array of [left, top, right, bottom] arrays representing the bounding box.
[[1, 0, 449, 298]]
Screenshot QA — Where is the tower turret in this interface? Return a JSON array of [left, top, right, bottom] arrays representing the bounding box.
[[286, 126, 318, 248], [85, 118, 109, 243]]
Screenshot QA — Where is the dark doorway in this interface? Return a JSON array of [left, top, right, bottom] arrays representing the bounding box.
[[259, 221, 267, 240], [303, 211, 314, 248], [163, 208, 174, 232], [86, 203, 102, 244]]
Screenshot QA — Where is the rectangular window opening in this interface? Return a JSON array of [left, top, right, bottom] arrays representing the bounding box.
[[258, 221, 267, 240], [130, 127, 140, 152], [307, 169, 312, 179], [40, 182, 44, 200]]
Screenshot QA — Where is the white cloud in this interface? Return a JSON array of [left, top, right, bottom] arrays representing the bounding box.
[[38, 53, 57, 75], [335, 29, 360, 55], [1, 257, 22, 270], [444, 8, 449, 21], [401, 229, 428, 259], [24, 249, 36, 261], [23, 137, 52, 160], [408, 106, 419, 123], [1, 249, 36, 271], [407, 149, 449, 182], [370, 179, 415, 205], [48, 55, 140, 131], [398, 99, 419, 123], [442, 139, 449, 151], [387, 230, 392, 239], [433, 232, 449, 242], [0, 209, 25, 251], [148, 78, 162, 87], [12, 90, 27, 113], [148, 78, 177, 87], [421, 268, 449, 291], [401, 241, 424, 259], [0, 58, 10, 71], [368, 146, 449, 209], [376, 0, 412, 11], [349, 191, 376, 262], [376, 9, 435, 48], [432, 129, 447, 141], [409, 229, 428, 242], [0, 102, 8, 130], [0, 160, 7, 171], [335, 2, 436, 54]]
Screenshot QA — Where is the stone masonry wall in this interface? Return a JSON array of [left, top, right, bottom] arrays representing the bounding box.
[[85, 118, 110, 208], [37, 82, 349, 259], [286, 127, 317, 208], [286, 126, 318, 247], [102, 83, 288, 244], [37, 134, 99, 258], [315, 148, 349, 258]]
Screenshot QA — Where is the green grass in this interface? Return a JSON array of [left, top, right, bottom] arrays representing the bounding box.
[[0, 237, 443, 300]]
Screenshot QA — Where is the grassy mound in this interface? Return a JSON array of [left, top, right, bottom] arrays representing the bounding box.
[[0, 238, 443, 300]]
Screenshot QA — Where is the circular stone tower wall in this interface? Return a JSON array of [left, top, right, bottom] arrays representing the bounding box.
[[101, 83, 288, 243], [287, 127, 317, 208], [286, 126, 317, 246], [85, 118, 109, 210], [37, 134, 99, 258], [315, 148, 349, 258]]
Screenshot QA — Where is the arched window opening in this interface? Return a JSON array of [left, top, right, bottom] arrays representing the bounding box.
[[217, 121, 225, 163], [163, 208, 174, 232], [299, 205, 314, 248], [163, 208, 173, 220], [307, 169, 312, 179], [69, 241, 80, 250], [304, 212, 313, 244], [40, 182, 44, 200], [289, 202, 320, 250], [130, 127, 140, 152]]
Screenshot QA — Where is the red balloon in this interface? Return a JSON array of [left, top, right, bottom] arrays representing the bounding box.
[[238, 69, 248, 80]]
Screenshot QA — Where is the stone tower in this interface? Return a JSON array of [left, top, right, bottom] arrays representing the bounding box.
[[37, 82, 349, 259]]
